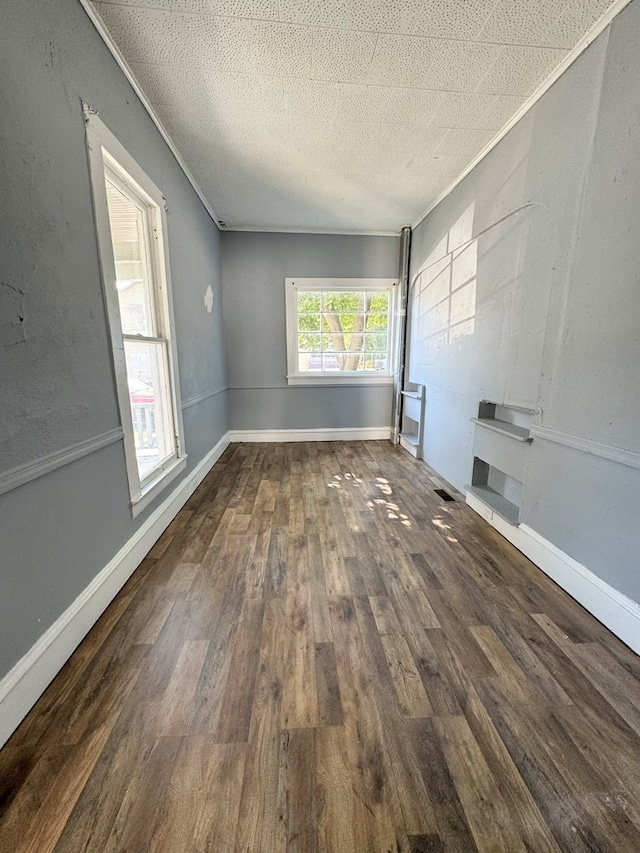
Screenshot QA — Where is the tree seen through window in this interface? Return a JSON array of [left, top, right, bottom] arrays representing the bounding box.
[[297, 290, 390, 372]]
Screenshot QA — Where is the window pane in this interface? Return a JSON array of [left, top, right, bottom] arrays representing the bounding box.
[[324, 331, 345, 353], [298, 352, 322, 372], [365, 333, 388, 352], [298, 333, 321, 352], [322, 353, 343, 371], [297, 313, 321, 332], [369, 291, 390, 312], [105, 178, 155, 336], [366, 312, 388, 332], [124, 340, 175, 482], [290, 283, 393, 377], [297, 291, 320, 312], [329, 312, 357, 336], [364, 353, 388, 372], [322, 291, 364, 312], [323, 352, 366, 371]]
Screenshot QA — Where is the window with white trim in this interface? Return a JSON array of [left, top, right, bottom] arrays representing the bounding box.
[[285, 278, 397, 385], [85, 109, 186, 515]]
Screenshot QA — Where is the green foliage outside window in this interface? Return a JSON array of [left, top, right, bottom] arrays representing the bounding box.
[[297, 290, 390, 372]]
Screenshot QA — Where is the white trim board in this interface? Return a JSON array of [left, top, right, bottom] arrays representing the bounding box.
[[0, 432, 230, 750], [228, 427, 392, 443], [181, 385, 228, 411], [411, 0, 633, 231], [77, 0, 221, 229], [466, 490, 640, 655], [0, 428, 124, 497], [530, 425, 640, 470], [224, 225, 401, 237]]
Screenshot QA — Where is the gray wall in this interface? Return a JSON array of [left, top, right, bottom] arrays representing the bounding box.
[[221, 231, 400, 431], [0, 0, 228, 678], [408, 0, 640, 602]]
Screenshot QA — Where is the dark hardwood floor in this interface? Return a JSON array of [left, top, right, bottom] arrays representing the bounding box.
[[2, 441, 640, 852]]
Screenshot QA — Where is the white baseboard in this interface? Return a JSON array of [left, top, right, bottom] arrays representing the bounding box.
[[466, 490, 640, 655], [0, 432, 230, 749], [228, 427, 392, 443]]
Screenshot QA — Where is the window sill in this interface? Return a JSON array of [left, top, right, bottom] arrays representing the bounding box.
[[287, 375, 394, 387], [130, 454, 187, 518]]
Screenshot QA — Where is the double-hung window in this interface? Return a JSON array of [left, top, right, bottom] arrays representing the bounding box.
[[285, 278, 398, 385], [85, 109, 186, 515]]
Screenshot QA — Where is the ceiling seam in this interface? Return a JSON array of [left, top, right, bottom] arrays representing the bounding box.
[[410, 0, 634, 231], [90, 4, 580, 49]]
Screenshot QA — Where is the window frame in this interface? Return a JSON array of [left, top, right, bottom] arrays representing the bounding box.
[[85, 106, 186, 517], [285, 277, 398, 386]]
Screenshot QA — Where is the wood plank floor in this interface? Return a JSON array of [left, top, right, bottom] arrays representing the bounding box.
[[2, 441, 640, 852]]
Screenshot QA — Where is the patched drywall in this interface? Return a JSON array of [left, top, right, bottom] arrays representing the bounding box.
[[0, 281, 27, 347]]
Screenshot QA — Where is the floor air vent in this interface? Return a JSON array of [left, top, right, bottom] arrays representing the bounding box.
[[434, 488, 455, 502]]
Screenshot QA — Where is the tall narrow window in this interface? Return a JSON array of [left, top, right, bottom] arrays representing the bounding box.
[[85, 108, 186, 515]]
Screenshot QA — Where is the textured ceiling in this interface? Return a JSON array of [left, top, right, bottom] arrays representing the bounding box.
[[89, 0, 617, 233]]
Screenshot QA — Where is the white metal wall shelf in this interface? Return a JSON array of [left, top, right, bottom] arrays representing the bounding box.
[[399, 384, 425, 459]]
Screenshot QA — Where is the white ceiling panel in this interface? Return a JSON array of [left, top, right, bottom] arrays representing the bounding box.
[[430, 92, 499, 129], [92, 4, 198, 64], [334, 85, 392, 122], [207, 73, 285, 113], [213, 110, 266, 144], [412, 0, 498, 40], [283, 79, 340, 118], [279, 0, 353, 29], [220, 141, 295, 174], [478, 0, 575, 48], [434, 128, 496, 156], [207, 0, 279, 19], [312, 28, 378, 81], [478, 0, 616, 48], [348, 0, 423, 34], [98, 0, 208, 11], [195, 16, 253, 71], [389, 134, 452, 172], [245, 20, 313, 76], [129, 63, 211, 106], [89, 0, 621, 232], [553, 0, 618, 45], [474, 95, 524, 130], [368, 34, 440, 86], [429, 153, 478, 177], [476, 45, 568, 95], [381, 88, 444, 125], [424, 40, 502, 91]]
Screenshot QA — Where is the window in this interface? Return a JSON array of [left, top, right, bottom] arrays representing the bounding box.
[[85, 108, 186, 515], [285, 278, 398, 385]]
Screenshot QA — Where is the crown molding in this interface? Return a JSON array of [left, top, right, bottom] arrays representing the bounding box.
[[223, 225, 401, 237], [78, 0, 222, 229]]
